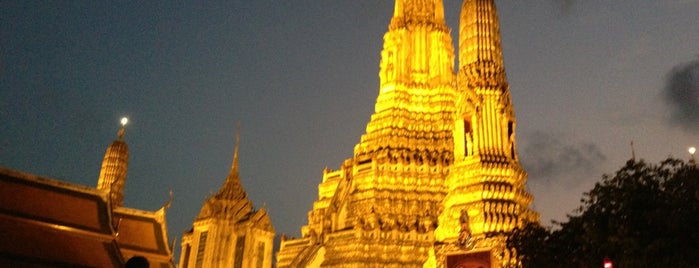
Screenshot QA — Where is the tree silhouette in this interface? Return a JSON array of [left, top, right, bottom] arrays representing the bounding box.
[[508, 158, 699, 267]]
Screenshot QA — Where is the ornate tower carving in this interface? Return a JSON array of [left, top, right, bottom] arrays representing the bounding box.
[[278, 1, 456, 267], [277, 1, 538, 267], [97, 118, 129, 207], [180, 125, 275, 268], [433, 0, 538, 266]]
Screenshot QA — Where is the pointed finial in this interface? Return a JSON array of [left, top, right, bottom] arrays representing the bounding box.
[[232, 121, 241, 174], [97, 116, 129, 207], [163, 189, 173, 209], [216, 121, 249, 201], [630, 141, 635, 161], [118, 117, 128, 140]]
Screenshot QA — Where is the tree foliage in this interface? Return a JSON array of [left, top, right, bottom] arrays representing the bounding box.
[[508, 158, 699, 267]]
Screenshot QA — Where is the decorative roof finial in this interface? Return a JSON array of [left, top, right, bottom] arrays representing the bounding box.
[[163, 190, 173, 210], [232, 121, 241, 174], [97, 116, 130, 207], [118, 117, 128, 140], [215, 121, 248, 201]]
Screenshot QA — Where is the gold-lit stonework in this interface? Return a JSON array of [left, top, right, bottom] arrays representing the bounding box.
[[97, 117, 129, 207], [277, 1, 538, 267], [180, 127, 275, 268], [431, 1, 539, 267]]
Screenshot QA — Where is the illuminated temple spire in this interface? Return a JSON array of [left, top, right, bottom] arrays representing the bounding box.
[[458, 0, 505, 76], [392, 0, 445, 25], [182, 124, 274, 268], [97, 117, 129, 207], [355, 0, 455, 160], [215, 122, 247, 201], [278, 1, 456, 267], [195, 122, 253, 221], [454, 0, 514, 161], [278, 1, 539, 267], [433, 0, 539, 266]]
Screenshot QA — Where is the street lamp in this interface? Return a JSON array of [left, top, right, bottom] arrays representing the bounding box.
[[689, 147, 696, 165]]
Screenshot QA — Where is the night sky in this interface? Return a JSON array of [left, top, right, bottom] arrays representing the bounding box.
[[2, 0, 698, 260]]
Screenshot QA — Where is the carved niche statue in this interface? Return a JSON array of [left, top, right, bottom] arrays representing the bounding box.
[[457, 209, 473, 248]]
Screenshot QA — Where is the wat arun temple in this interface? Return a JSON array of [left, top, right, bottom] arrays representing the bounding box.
[[0, 0, 538, 267], [275, 0, 539, 267]]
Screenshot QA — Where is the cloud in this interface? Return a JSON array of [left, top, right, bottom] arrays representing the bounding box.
[[519, 131, 606, 185], [519, 131, 607, 224], [662, 59, 699, 133]]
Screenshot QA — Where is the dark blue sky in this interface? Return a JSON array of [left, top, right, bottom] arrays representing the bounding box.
[[2, 0, 698, 260]]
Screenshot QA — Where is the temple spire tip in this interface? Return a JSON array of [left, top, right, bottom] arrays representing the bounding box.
[[232, 121, 241, 174], [118, 117, 128, 140]]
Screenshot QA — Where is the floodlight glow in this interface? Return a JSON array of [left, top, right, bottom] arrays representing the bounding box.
[[120, 117, 128, 126], [689, 147, 696, 155]]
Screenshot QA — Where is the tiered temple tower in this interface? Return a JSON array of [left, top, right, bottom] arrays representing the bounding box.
[[95, 118, 175, 266], [97, 118, 129, 207], [278, 0, 455, 267], [277, 1, 537, 267], [431, 0, 538, 267], [180, 127, 275, 268]]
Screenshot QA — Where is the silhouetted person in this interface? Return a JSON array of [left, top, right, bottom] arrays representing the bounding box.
[[125, 256, 149, 268]]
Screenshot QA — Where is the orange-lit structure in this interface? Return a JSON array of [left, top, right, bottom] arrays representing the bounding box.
[[179, 127, 275, 268], [276, 0, 538, 267], [0, 120, 174, 267]]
